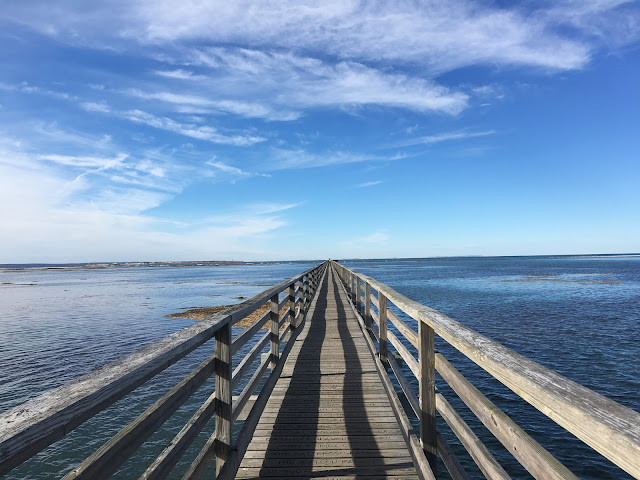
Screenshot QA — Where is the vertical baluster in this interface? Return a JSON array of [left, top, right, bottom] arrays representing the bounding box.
[[350, 272, 354, 300], [303, 276, 309, 313], [289, 284, 296, 329], [214, 322, 231, 476], [419, 319, 437, 474], [379, 293, 388, 363], [356, 276, 361, 313], [270, 294, 279, 369], [365, 283, 371, 330]]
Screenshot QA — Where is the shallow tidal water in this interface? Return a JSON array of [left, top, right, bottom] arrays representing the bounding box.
[[1, 256, 638, 479]]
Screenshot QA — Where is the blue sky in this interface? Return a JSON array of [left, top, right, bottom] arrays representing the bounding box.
[[1, 1, 639, 262]]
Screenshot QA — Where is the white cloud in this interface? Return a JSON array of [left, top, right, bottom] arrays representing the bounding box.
[[0, 146, 294, 262], [125, 88, 301, 121], [268, 148, 398, 170], [355, 180, 382, 188], [123, 109, 266, 145], [81, 101, 110, 113], [129, 1, 607, 71], [4, 1, 639, 74], [153, 69, 204, 80], [39, 153, 126, 169], [188, 48, 468, 115], [0, 82, 75, 100], [31, 124, 114, 151], [245, 203, 300, 215], [392, 130, 496, 148], [205, 160, 270, 180]]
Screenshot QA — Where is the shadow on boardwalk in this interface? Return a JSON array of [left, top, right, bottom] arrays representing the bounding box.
[[237, 268, 417, 479]]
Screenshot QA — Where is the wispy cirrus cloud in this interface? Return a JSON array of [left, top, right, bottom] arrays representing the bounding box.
[[205, 160, 271, 180], [152, 69, 206, 80], [125, 88, 301, 121], [186, 48, 469, 115], [0, 81, 75, 100], [267, 148, 393, 170], [38, 153, 127, 169], [127, 1, 639, 71], [123, 109, 266, 145], [81, 101, 110, 113], [0, 142, 292, 262], [355, 180, 383, 188], [391, 130, 496, 148], [5, 1, 637, 72]]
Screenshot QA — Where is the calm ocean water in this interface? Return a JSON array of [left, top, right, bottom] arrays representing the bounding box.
[[1, 256, 638, 479]]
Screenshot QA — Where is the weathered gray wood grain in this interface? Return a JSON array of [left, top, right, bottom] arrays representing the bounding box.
[[437, 393, 511, 480], [437, 433, 471, 480], [420, 320, 437, 473], [436, 353, 579, 480]]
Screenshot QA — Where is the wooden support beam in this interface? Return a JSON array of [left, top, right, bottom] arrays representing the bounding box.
[[419, 319, 437, 474], [364, 282, 372, 330], [270, 293, 279, 369], [379, 293, 388, 363]]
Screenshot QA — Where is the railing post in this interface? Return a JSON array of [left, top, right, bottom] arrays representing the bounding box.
[[303, 276, 309, 313], [350, 272, 354, 300], [379, 293, 388, 363], [214, 322, 231, 476], [419, 319, 437, 474], [356, 276, 361, 313], [270, 294, 279, 369], [365, 283, 371, 330], [289, 284, 296, 329]]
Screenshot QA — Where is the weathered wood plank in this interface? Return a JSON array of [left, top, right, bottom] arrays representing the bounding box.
[[388, 329, 419, 379], [436, 353, 578, 480], [62, 353, 218, 479], [231, 330, 269, 391], [437, 433, 471, 480], [214, 323, 232, 476], [242, 449, 413, 459], [388, 309, 419, 349], [140, 391, 217, 480], [236, 466, 418, 478], [231, 308, 270, 356], [419, 318, 437, 473], [436, 393, 511, 480], [388, 354, 419, 417], [232, 355, 270, 422], [379, 293, 388, 363]]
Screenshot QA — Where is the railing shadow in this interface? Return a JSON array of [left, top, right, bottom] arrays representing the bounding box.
[[332, 268, 415, 479], [257, 267, 328, 477]]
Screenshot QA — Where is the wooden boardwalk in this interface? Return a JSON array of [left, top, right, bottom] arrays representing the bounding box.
[[237, 268, 419, 479]]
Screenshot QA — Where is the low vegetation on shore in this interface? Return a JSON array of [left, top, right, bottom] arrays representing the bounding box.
[[167, 303, 290, 329]]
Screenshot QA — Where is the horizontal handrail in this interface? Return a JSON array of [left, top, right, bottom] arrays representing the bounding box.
[[0, 261, 327, 478], [332, 260, 640, 479]]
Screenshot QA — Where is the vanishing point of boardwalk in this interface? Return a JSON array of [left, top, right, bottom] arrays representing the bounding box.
[[237, 268, 418, 479]]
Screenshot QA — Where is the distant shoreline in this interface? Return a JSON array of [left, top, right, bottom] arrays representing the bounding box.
[[1, 253, 639, 270]]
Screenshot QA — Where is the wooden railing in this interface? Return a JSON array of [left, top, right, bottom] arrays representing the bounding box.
[[331, 260, 640, 480], [0, 261, 328, 479]]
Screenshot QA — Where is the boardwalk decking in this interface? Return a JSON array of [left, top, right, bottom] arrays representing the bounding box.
[[237, 268, 419, 479]]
